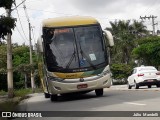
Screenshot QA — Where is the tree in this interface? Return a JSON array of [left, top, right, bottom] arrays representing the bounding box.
[[132, 36, 160, 68], [132, 20, 149, 38], [0, 0, 16, 40], [0, 0, 16, 98], [0, 43, 7, 73], [0, 44, 39, 90], [111, 63, 132, 84], [0, 16, 16, 39], [106, 20, 148, 64], [13, 45, 38, 89], [0, 43, 7, 91], [13, 45, 30, 89]]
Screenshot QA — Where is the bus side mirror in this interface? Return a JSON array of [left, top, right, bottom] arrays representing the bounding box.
[[103, 30, 114, 47]]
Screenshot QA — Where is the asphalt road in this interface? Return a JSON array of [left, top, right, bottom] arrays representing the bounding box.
[[15, 85, 160, 120]]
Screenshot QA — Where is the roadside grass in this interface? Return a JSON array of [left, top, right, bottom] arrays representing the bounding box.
[[0, 90, 7, 96], [0, 88, 43, 111]]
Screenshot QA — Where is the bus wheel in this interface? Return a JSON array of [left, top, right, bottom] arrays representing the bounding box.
[[50, 94, 58, 101], [95, 89, 103, 97], [156, 84, 160, 88], [44, 93, 50, 98]]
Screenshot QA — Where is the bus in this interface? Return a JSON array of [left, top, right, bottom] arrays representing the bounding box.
[[37, 16, 114, 101]]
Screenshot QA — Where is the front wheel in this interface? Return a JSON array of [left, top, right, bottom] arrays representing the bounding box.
[[95, 88, 103, 97], [156, 84, 160, 88], [148, 85, 151, 88], [134, 81, 139, 89], [50, 94, 58, 101], [44, 93, 50, 98]]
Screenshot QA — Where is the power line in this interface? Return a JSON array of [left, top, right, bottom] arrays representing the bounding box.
[[20, 7, 77, 16], [15, 26, 27, 43], [140, 15, 158, 35], [19, 7, 138, 22], [12, 0, 27, 12], [22, 2, 30, 23], [13, 2, 29, 41]]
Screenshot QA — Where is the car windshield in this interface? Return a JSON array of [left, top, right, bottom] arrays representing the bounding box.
[[43, 26, 107, 72]]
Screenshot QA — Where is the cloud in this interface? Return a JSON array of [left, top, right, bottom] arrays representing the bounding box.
[[3, 0, 159, 45], [69, 0, 160, 16]]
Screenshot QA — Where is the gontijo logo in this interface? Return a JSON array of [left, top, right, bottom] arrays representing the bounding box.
[[2, 112, 42, 118]]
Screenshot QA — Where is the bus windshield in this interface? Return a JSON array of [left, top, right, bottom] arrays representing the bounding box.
[[43, 25, 107, 72]]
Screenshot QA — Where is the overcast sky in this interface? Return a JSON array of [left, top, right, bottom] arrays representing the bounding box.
[[1, 0, 160, 45]]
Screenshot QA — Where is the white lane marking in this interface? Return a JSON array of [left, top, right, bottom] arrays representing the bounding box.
[[124, 102, 146, 106]]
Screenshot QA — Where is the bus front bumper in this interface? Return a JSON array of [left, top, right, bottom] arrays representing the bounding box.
[[48, 74, 112, 94]]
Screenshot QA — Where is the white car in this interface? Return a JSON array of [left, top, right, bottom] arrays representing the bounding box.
[[127, 66, 160, 89]]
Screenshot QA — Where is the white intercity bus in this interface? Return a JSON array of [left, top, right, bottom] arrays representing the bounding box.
[[37, 16, 114, 101]]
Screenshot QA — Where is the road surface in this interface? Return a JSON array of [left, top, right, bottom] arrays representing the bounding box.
[[16, 85, 160, 120]]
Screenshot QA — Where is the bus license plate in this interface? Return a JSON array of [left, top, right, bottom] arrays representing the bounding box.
[[77, 84, 88, 89]]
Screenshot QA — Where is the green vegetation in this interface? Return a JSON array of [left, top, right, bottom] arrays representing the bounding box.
[[0, 90, 6, 96], [0, 43, 40, 91], [111, 63, 132, 85], [106, 20, 150, 84], [132, 36, 160, 67], [107, 20, 159, 84], [0, 0, 16, 40], [107, 20, 148, 64], [111, 63, 132, 79], [0, 88, 42, 111], [0, 97, 21, 111]]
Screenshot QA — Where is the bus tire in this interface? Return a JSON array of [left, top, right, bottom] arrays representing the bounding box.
[[156, 84, 160, 88], [50, 94, 58, 101], [95, 88, 103, 97], [148, 85, 151, 88], [44, 93, 50, 98]]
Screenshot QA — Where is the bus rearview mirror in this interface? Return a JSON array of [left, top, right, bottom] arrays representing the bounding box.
[[103, 30, 114, 47]]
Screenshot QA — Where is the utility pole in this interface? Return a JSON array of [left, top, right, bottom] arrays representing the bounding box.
[[29, 22, 35, 93], [6, 9, 14, 98], [140, 15, 158, 35], [23, 2, 35, 93]]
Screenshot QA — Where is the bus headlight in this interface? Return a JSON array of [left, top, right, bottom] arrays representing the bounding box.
[[99, 70, 111, 77], [48, 76, 64, 82]]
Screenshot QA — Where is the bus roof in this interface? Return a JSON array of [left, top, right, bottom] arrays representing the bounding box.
[[42, 16, 99, 28]]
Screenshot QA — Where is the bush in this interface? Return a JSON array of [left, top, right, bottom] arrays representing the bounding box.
[[111, 63, 132, 84], [0, 90, 6, 95], [112, 79, 127, 85], [14, 89, 32, 97]]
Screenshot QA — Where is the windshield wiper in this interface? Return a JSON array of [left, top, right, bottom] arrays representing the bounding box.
[[66, 51, 76, 69], [79, 42, 96, 69]]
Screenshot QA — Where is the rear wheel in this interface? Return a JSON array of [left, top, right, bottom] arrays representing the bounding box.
[[50, 94, 58, 101], [134, 81, 139, 89], [95, 88, 103, 97], [128, 82, 132, 89], [148, 85, 151, 88], [44, 93, 50, 98]]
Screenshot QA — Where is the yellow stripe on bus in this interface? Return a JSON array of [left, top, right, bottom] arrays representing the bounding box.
[[42, 16, 98, 28], [53, 72, 84, 79]]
